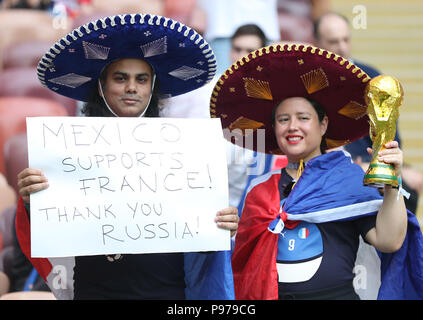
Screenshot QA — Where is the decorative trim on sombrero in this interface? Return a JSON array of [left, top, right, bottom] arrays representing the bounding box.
[[210, 43, 372, 154], [210, 44, 370, 115], [243, 78, 273, 100], [300, 67, 329, 94], [228, 116, 265, 134], [83, 41, 110, 60], [326, 138, 351, 149], [37, 14, 217, 101], [169, 66, 206, 81], [48, 73, 92, 88], [338, 101, 367, 120], [140, 36, 168, 57]]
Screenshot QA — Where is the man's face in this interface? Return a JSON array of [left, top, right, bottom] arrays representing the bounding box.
[[230, 34, 264, 63], [101, 58, 153, 117], [316, 14, 351, 59]]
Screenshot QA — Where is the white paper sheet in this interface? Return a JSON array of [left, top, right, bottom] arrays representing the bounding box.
[[26, 117, 229, 258]]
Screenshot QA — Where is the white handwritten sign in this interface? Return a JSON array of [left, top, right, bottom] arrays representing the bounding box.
[[26, 117, 229, 258]]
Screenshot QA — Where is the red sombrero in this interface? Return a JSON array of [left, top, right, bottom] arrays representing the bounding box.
[[210, 43, 371, 154]]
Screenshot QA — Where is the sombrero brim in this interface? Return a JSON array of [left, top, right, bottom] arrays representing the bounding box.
[[210, 43, 371, 154], [37, 14, 217, 101]]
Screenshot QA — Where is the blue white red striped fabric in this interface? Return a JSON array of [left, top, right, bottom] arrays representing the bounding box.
[[233, 150, 423, 299], [281, 151, 423, 299]]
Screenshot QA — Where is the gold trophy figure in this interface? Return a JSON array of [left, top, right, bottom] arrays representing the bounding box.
[[363, 75, 404, 187]]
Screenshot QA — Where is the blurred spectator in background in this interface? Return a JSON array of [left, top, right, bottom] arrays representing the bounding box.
[[164, 0, 207, 35], [161, 23, 268, 119], [199, 0, 280, 75], [161, 23, 267, 119], [314, 12, 374, 71], [1, 0, 52, 10], [314, 12, 422, 214], [277, 0, 330, 45], [229, 24, 267, 63]]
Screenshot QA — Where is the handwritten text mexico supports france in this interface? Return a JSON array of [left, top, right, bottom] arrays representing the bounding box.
[[27, 117, 229, 258]]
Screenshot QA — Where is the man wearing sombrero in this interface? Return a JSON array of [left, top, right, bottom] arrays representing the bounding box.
[[212, 43, 423, 299], [15, 13, 237, 299]]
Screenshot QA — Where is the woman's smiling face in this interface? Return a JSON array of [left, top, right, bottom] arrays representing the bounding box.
[[273, 97, 328, 163]]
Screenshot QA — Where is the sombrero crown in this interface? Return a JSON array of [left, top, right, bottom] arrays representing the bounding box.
[[210, 43, 371, 154], [37, 13, 217, 101]]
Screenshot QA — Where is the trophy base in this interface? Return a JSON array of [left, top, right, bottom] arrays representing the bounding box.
[[363, 182, 385, 189], [363, 163, 398, 188]]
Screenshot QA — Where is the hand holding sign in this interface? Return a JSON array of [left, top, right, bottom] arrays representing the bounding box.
[[18, 168, 49, 204], [25, 117, 231, 258]]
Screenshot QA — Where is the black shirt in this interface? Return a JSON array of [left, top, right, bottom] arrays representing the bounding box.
[[73, 253, 185, 299], [277, 169, 376, 297]]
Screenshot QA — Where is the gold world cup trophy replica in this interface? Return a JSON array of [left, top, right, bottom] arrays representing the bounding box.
[[363, 75, 404, 187]]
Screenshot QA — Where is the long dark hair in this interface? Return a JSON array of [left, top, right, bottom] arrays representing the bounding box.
[[272, 97, 327, 154], [81, 62, 160, 118]]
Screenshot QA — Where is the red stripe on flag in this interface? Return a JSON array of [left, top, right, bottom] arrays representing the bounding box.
[[271, 155, 288, 171], [15, 197, 53, 281]]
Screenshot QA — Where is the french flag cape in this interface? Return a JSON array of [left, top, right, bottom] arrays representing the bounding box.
[[15, 198, 235, 300], [232, 151, 423, 300]]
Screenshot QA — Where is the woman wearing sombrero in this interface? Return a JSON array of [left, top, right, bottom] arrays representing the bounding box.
[[212, 44, 423, 299], [15, 14, 237, 299]]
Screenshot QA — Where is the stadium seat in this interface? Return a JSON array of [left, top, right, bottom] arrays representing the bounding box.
[[0, 246, 14, 279], [0, 206, 16, 251], [0, 67, 78, 116], [4, 133, 28, 195], [2, 40, 53, 70], [70, 11, 114, 29], [0, 97, 68, 176], [0, 9, 69, 70], [277, 12, 315, 45], [0, 174, 16, 215], [90, 0, 164, 15]]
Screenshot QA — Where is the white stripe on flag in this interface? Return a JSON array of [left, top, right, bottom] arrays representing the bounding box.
[[287, 199, 383, 223]]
